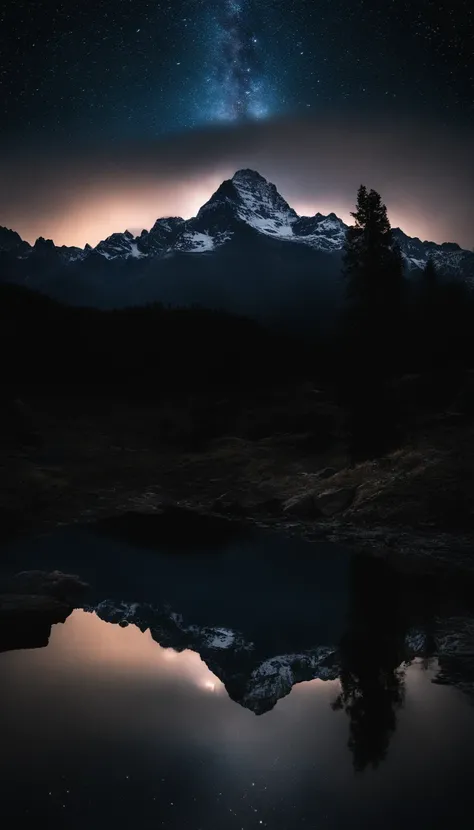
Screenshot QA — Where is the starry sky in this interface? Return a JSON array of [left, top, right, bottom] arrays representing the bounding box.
[[0, 0, 473, 247]]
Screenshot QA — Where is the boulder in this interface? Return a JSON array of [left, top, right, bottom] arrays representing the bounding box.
[[283, 492, 320, 519], [315, 487, 356, 517], [316, 466, 337, 480]]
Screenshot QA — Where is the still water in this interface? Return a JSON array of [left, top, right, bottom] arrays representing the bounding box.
[[2, 513, 474, 827]]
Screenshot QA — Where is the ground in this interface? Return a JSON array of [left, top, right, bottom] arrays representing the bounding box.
[[2, 378, 474, 573]]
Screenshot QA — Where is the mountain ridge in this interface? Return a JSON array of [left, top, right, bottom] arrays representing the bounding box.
[[1, 168, 471, 268], [1, 169, 473, 318]]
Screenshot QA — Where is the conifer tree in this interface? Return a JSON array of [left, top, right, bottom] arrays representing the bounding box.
[[343, 185, 404, 322], [340, 186, 404, 461], [422, 257, 437, 291]]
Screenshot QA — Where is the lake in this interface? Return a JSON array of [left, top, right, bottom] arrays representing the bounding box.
[[2, 511, 474, 827]]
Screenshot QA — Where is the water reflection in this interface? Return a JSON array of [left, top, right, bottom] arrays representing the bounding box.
[[30, 608, 227, 692], [331, 556, 408, 771], [95, 507, 249, 553], [4, 518, 474, 826], [3, 608, 474, 828]]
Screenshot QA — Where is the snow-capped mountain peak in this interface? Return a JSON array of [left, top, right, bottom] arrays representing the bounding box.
[[0, 225, 29, 253], [191, 169, 297, 241], [229, 168, 298, 238], [292, 212, 348, 252], [95, 231, 138, 260], [1, 170, 473, 300], [392, 227, 474, 276]]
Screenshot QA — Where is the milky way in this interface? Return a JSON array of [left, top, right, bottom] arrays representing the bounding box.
[[211, 0, 269, 122], [1, 0, 473, 248]]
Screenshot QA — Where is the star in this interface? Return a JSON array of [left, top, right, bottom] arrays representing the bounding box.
[[205, 0, 271, 123]]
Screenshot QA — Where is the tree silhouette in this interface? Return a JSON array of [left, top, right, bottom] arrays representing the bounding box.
[[339, 186, 405, 462], [332, 556, 407, 771], [415, 257, 440, 370], [421, 257, 437, 292], [412, 256, 474, 378], [342, 185, 404, 370]]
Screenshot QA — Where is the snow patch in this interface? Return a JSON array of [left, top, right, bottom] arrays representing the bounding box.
[[317, 217, 345, 233], [127, 242, 143, 259], [405, 629, 429, 653], [295, 233, 345, 251], [248, 216, 295, 237], [406, 257, 427, 270], [177, 232, 215, 252], [204, 627, 235, 649], [231, 170, 298, 240]]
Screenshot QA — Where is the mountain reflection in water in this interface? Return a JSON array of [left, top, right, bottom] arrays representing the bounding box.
[[3, 517, 474, 827], [2, 608, 474, 829]]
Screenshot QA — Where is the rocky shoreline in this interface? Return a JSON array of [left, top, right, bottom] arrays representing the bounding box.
[[0, 570, 88, 653], [2, 388, 474, 576]]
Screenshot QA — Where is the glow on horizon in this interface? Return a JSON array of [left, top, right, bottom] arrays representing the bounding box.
[[40, 609, 226, 694], [13, 173, 439, 248], [14, 172, 230, 248]]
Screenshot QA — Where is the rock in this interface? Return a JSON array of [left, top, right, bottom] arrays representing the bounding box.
[[241, 648, 338, 715], [0, 570, 86, 655], [211, 499, 247, 517], [316, 466, 337, 480], [251, 498, 283, 516], [283, 492, 320, 519], [315, 487, 356, 517], [0, 593, 73, 653]]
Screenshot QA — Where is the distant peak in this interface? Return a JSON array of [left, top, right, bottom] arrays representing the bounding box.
[[232, 168, 268, 184], [34, 236, 55, 248], [0, 225, 25, 251]]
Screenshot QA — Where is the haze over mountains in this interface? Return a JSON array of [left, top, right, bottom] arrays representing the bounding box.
[[1, 169, 473, 326]]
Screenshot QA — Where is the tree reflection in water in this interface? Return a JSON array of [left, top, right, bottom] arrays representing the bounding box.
[[333, 555, 408, 771]]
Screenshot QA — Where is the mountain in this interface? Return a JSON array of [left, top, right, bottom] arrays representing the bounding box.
[[3, 509, 474, 715], [88, 598, 339, 715], [392, 227, 474, 279], [1, 168, 473, 324], [3, 576, 469, 716]]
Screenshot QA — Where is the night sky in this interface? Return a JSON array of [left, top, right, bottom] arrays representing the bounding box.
[[1, 0, 473, 247]]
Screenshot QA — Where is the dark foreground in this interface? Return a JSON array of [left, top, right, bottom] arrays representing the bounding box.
[[2, 281, 474, 569], [2, 374, 474, 571]]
